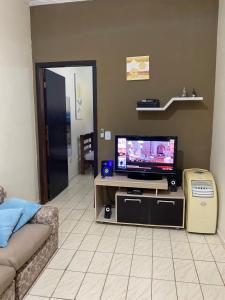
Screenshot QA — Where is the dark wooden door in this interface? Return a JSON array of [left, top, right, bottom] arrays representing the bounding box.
[[44, 69, 68, 200]]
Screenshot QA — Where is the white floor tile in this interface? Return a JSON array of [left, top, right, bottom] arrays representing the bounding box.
[[130, 255, 152, 278], [190, 243, 214, 261], [61, 233, 84, 250], [176, 282, 203, 300], [201, 284, 225, 300], [67, 209, 85, 220], [104, 224, 121, 237], [79, 234, 101, 251], [101, 275, 129, 300], [52, 271, 84, 299], [59, 218, 77, 233], [153, 228, 170, 241], [67, 250, 94, 272], [58, 232, 69, 247], [29, 269, 63, 297], [172, 241, 192, 259], [76, 273, 106, 300], [97, 235, 118, 253], [195, 261, 223, 285], [205, 234, 223, 245], [170, 229, 188, 243], [48, 249, 75, 270], [109, 253, 132, 276], [115, 237, 135, 254], [120, 226, 137, 238], [174, 259, 198, 283], [209, 244, 225, 262], [134, 238, 152, 256], [72, 220, 92, 234], [153, 257, 174, 281], [152, 279, 177, 300], [187, 233, 206, 244], [126, 277, 151, 300], [88, 222, 106, 235], [88, 252, 112, 274], [153, 240, 172, 258], [80, 209, 95, 221], [25, 296, 49, 300], [136, 227, 152, 239], [216, 262, 225, 283]]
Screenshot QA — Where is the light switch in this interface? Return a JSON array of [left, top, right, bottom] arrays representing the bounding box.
[[105, 131, 111, 140], [100, 128, 105, 139]]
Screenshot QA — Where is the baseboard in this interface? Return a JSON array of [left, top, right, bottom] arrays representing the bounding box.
[[217, 229, 225, 245]]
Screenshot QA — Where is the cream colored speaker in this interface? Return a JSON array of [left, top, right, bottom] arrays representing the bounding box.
[[183, 169, 217, 234]]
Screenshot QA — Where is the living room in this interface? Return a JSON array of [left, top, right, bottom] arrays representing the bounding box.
[[0, 0, 225, 299]]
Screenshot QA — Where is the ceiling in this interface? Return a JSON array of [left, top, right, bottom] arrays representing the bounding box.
[[29, 0, 91, 6]]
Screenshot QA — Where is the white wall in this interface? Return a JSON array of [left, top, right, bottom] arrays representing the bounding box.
[[49, 67, 93, 180], [210, 0, 225, 240], [0, 1, 38, 201]]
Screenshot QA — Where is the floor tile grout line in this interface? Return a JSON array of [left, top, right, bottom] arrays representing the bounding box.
[[124, 226, 138, 300], [151, 228, 154, 300], [99, 225, 122, 299], [169, 228, 178, 300], [207, 240, 225, 286], [50, 204, 92, 298], [50, 211, 95, 299], [188, 233, 205, 300]]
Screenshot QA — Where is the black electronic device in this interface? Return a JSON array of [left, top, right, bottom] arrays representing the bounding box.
[[168, 176, 178, 192], [137, 99, 160, 108], [104, 205, 112, 219], [115, 135, 178, 180], [101, 160, 113, 178], [127, 188, 143, 195]]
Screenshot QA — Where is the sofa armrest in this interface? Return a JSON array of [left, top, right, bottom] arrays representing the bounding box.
[[30, 206, 59, 234], [0, 186, 6, 204]]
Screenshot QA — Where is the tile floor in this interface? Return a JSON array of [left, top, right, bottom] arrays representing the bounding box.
[[25, 174, 225, 300]]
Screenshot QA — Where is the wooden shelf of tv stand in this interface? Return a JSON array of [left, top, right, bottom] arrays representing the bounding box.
[[94, 174, 168, 193], [95, 174, 185, 229]]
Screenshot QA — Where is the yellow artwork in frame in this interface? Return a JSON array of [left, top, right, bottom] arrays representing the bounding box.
[[126, 56, 150, 81]]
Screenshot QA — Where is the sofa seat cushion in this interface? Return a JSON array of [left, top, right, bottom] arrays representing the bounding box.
[[0, 224, 51, 271], [0, 265, 16, 295]]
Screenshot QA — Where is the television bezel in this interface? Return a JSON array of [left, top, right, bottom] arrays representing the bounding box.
[[115, 135, 178, 175]]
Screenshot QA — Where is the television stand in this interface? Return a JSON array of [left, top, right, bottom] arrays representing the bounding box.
[[127, 172, 162, 181], [95, 174, 185, 229]]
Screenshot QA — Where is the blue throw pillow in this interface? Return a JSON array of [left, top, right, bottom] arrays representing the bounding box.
[[0, 208, 23, 247], [0, 198, 41, 232]]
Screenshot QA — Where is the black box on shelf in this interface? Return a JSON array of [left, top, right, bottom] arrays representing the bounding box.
[[137, 99, 160, 108]]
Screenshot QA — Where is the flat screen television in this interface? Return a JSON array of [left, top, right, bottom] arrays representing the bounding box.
[[115, 135, 178, 180]]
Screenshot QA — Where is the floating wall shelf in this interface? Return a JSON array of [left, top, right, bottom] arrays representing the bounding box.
[[136, 97, 204, 111]]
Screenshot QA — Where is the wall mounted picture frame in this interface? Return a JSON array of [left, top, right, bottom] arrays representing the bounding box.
[[126, 56, 150, 81], [74, 73, 83, 120]]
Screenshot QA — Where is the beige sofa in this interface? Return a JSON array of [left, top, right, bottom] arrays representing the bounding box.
[[0, 188, 58, 300]]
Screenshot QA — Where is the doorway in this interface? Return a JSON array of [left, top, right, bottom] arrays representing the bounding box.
[[35, 61, 98, 204]]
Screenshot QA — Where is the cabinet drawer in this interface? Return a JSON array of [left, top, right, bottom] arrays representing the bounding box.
[[151, 198, 184, 226], [117, 196, 150, 224]]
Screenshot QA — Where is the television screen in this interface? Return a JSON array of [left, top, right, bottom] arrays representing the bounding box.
[[115, 136, 177, 175]]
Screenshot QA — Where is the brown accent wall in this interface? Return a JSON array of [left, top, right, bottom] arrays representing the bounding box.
[[30, 0, 218, 170]]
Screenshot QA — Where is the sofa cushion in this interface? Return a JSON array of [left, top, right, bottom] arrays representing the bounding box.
[[0, 265, 16, 295], [0, 198, 41, 232], [0, 208, 23, 247], [0, 223, 51, 271]]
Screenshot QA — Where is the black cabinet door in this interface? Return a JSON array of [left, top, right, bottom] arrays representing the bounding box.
[[117, 196, 150, 224], [151, 198, 183, 226]]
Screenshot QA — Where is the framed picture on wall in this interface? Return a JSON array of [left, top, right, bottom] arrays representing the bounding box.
[[74, 73, 83, 120], [126, 56, 150, 81]]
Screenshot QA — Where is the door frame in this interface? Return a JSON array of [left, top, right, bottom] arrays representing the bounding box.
[[35, 60, 98, 204]]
